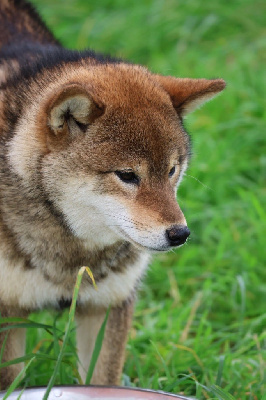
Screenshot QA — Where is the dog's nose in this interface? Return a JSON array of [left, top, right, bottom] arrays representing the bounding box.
[[166, 225, 190, 247]]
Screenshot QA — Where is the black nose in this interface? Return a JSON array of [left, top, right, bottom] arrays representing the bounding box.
[[166, 225, 190, 247]]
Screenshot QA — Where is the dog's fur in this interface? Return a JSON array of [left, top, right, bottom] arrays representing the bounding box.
[[0, 0, 225, 389]]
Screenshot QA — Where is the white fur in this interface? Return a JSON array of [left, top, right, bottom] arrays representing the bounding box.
[[182, 91, 221, 115], [7, 105, 46, 181], [56, 178, 122, 250], [0, 249, 149, 309], [176, 159, 188, 190], [50, 95, 91, 129], [58, 177, 186, 252]]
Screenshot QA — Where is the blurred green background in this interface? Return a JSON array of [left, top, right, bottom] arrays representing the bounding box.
[[25, 0, 265, 398]]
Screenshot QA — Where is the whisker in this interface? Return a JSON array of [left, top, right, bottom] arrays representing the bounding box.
[[185, 173, 213, 191]]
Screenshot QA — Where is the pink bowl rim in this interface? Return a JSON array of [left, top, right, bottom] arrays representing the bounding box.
[[0, 385, 194, 399]]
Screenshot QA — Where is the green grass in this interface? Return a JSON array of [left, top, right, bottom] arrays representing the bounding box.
[[2, 0, 266, 398]]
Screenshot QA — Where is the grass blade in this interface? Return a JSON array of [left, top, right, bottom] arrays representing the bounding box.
[[209, 384, 236, 400], [215, 355, 225, 386], [17, 388, 25, 399], [43, 266, 96, 400], [0, 334, 8, 364], [0, 354, 36, 369], [164, 373, 194, 392], [0, 352, 61, 369], [2, 357, 35, 400], [150, 340, 171, 380]]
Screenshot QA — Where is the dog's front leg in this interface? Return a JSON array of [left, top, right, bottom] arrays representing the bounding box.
[[0, 309, 26, 390], [76, 297, 134, 385]]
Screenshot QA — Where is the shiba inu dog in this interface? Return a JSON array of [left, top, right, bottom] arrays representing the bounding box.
[[0, 0, 225, 389]]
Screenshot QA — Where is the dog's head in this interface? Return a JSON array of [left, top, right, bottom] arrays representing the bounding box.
[[10, 63, 225, 251]]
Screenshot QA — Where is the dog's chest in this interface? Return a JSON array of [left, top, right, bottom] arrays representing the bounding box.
[[0, 241, 149, 310]]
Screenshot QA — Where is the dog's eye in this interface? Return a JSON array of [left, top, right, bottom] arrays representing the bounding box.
[[115, 171, 140, 185], [169, 166, 176, 177]]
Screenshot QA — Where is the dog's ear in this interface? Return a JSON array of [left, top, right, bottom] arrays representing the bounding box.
[[154, 76, 226, 116], [47, 84, 105, 137]]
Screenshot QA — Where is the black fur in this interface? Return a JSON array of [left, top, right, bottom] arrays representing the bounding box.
[[0, 0, 124, 93], [0, 0, 59, 46], [0, 43, 123, 89]]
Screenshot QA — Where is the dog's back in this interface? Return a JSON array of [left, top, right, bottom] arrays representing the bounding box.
[[0, 0, 57, 48], [0, 0, 61, 86]]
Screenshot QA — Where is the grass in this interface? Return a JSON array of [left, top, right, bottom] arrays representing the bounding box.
[[1, 0, 265, 398]]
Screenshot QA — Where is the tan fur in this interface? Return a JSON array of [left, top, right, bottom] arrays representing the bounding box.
[[0, 0, 225, 389], [76, 299, 134, 384]]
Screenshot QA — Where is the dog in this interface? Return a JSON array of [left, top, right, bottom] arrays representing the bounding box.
[[0, 0, 225, 389]]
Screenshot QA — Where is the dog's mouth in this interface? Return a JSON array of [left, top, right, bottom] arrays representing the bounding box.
[[114, 227, 184, 253]]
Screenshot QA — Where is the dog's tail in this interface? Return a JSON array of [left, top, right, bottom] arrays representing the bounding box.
[[0, 0, 59, 50]]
